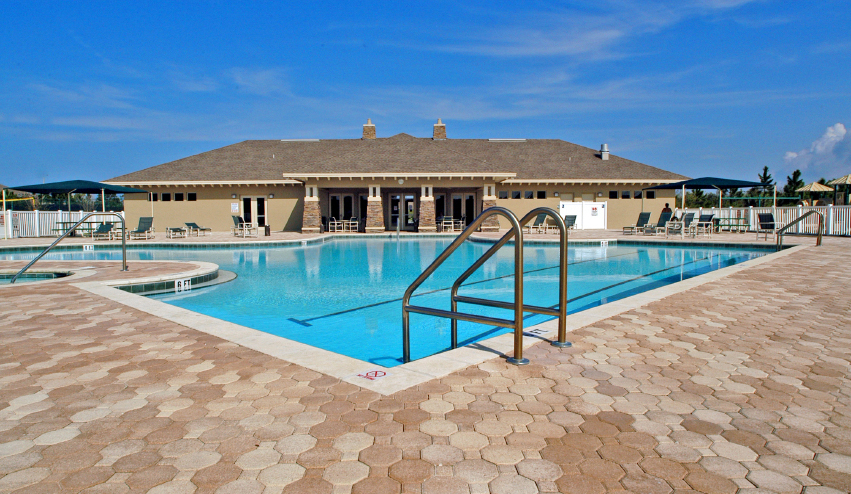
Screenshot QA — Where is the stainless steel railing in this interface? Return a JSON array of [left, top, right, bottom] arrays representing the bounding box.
[[402, 206, 569, 365], [10, 212, 128, 283], [776, 210, 824, 250]]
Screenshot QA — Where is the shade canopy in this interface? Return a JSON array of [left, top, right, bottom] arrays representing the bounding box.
[[796, 182, 833, 193], [827, 173, 851, 186], [5, 180, 146, 195], [644, 177, 766, 190]]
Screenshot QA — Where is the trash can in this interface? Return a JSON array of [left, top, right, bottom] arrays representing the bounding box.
[[264, 225, 271, 236]]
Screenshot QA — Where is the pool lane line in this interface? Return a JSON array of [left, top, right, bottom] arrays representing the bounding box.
[[287, 249, 644, 326]]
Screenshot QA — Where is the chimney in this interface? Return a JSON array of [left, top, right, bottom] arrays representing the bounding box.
[[433, 118, 446, 140], [600, 143, 609, 160], [362, 118, 376, 139]]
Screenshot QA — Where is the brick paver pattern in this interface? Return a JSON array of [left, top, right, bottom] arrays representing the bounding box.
[[0, 241, 849, 493]]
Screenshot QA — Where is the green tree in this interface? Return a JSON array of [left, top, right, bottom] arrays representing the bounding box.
[[782, 169, 804, 206]]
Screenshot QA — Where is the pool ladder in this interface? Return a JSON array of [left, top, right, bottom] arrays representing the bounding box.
[[10, 212, 128, 284], [402, 207, 570, 365]]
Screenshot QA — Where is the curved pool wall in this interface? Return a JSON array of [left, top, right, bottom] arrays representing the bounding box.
[[0, 237, 774, 366], [0, 272, 69, 284]]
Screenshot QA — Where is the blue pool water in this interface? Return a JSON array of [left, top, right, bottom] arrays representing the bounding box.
[[0, 238, 769, 366]]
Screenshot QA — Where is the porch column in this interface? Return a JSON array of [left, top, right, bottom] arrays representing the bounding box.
[[481, 184, 500, 232], [301, 185, 321, 234], [418, 185, 436, 232], [365, 185, 385, 233]]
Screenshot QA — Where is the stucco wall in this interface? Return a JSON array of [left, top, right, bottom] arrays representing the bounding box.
[[124, 186, 304, 233], [493, 184, 677, 229]]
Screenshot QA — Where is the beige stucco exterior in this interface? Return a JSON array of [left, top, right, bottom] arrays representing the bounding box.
[[493, 183, 677, 229], [124, 185, 303, 233], [123, 180, 678, 233]]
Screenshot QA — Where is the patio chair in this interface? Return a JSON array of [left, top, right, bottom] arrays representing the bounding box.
[[691, 214, 714, 237], [128, 217, 155, 240], [185, 222, 211, 236], [91, 223, 114, 241], [166, 227, 187, 239], [231, 215, 258, 237], [665, 213, 694, 238], [623, 212, 651, 235], [327, 217, 344, 232], [454, 215, 466, 231], [526, 213, 547, 234], [347, 217, 359, 232], [756, 213, 779, 240], [643, 212, 672, 235]]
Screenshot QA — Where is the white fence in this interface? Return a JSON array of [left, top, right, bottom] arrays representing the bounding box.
[[678, 205, 851, 236], [2, 210, 124, 238]]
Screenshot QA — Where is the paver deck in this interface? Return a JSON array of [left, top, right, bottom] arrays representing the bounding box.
[[0, 232, 849, 493]]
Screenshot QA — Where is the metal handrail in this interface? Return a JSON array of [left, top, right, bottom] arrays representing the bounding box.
[[10, 213, 128, 283], [402, 206, 570, 366], [776, 210, 824, 250], [450, 207, 570, 350], [403, 207, 524, 364]]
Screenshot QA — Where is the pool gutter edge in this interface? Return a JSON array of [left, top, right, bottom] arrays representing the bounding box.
[[72, 243, 809, 396]]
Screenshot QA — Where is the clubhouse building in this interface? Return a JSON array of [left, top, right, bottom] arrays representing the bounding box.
[[106, 120, 685, 233]]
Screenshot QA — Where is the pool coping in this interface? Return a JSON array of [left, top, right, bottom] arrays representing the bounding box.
[[67, 242, 808, 395]]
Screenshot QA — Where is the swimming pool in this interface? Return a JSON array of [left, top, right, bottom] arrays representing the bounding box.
[[1, 238, 770, 366]]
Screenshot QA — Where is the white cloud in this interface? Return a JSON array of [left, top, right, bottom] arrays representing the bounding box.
[[784, 123, 850, 180]]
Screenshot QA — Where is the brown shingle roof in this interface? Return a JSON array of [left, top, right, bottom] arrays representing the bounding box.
[[106, 133, 687, 183]]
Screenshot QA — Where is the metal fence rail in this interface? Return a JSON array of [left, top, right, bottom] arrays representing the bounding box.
[[2, 210, 124, 238], [679, 205, 850, 236]]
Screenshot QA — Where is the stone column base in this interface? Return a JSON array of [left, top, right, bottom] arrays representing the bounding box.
[[301, 197, 321, 234], [366, 197, 385, 232], [481, 199, 500, 232], [418, 197, 436, 232]]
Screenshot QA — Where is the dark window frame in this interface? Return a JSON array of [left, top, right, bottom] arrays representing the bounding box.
[[524, 191, 534, 199], [646, 191, 656, 199], [175, 193, 184, 201], [621, 190, 631, 199], [609, 191, 618, 199], [536, 191, 546, 199], [498, 191, 508, 199], [511, 191, 521, 199], [161, 193, 172, 202], [188, 192, 197, 201], [633, 191, 642, 199]]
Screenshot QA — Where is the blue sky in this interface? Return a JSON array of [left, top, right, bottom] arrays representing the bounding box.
[[1, 0, 850, 187]]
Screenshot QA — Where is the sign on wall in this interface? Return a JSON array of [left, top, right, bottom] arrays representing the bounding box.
[[231, 203, 239, 213]]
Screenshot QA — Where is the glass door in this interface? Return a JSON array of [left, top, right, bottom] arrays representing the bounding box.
[[389, 194, 401, 228], [404, 194, 416, 229], [242, 197, 253, 224]]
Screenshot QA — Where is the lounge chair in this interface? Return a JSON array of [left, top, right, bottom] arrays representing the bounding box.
[[231, 215, 258, 237], [527, 213, 547, 234], [691, 214, 714, 237], [643, 212, 672, 235], [563, 215, 577, 231], [756, 213, 779, 240], [166, 227, 187, 239], [128, 217, 155, 240], [185, 222, 211, 236], [665, 213, 694, 238], [623, 212, 651, 235], [91, 223, 114, 241]]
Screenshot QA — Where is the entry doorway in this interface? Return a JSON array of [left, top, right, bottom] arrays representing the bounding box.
[[329, 193, 355, 220], [389, 193, 417, 231], [451, 193, 476, 227], [242, 197, 267, 226]]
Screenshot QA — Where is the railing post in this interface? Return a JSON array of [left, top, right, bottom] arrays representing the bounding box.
[[827, 205, 833, 236]]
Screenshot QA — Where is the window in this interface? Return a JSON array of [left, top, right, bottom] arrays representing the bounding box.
[[633, 191, 642, 199], [609, 191, 618, 199], [621, 191, 630, 199], [161, 193, 171, 201], [175, 193, 184, 201], [524, 191, 534, 199], [537, 191, 546, 199], [188, 193, 197, 201], [646, 191, 656, 199], [512, 191, 521, 199], [498, 191, 508, 199], [149, 193, 158, 202]]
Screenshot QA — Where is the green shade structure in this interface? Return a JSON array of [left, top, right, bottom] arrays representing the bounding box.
[[5, 180, 147, 213], [644, 177, 767, 210]]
